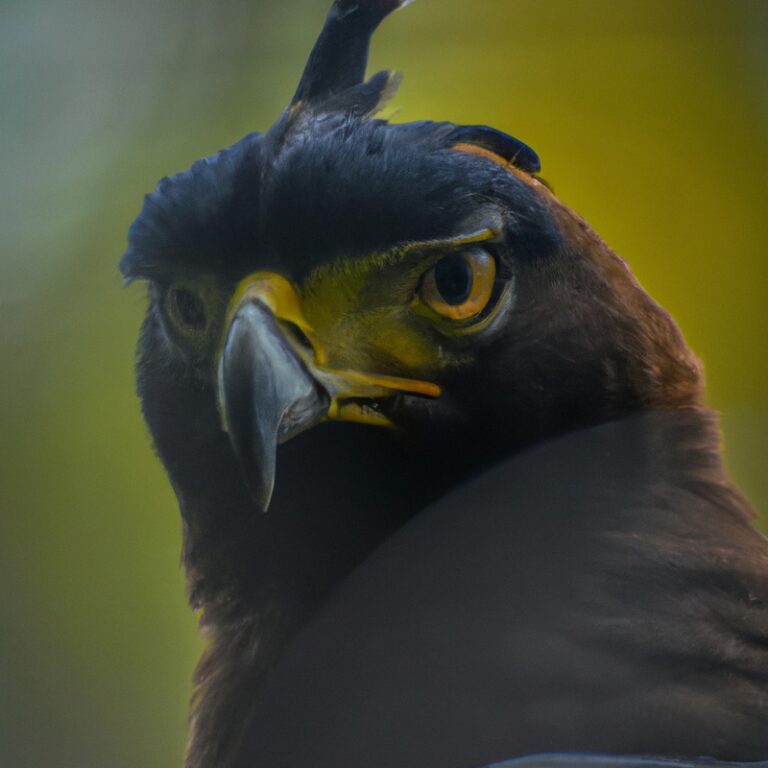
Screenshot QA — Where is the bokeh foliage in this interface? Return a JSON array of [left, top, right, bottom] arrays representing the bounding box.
[[1, 1, 766, 766]]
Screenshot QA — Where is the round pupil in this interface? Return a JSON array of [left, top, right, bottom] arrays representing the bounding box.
[[171, 288, 206, 329], [434, 254, 473, 306]]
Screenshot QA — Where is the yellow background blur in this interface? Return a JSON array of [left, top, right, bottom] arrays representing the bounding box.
[[1, 1, 766, 766]]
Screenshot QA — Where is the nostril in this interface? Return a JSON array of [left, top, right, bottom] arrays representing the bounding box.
[[281, 321, 315, 355]]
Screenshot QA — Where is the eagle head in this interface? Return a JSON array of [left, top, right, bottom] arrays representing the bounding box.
[[122, 0, 702, 519]]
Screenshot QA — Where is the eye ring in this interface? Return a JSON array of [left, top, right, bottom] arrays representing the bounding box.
[[167, 287, 207, 331], [418, 247, 496, 321]]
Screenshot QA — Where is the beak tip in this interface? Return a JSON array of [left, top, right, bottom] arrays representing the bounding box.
[[250, 475, 275, 514], [237, 439, 277, 513]]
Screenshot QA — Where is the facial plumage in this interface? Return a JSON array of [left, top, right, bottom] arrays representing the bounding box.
[[123, 113, 701, 483]]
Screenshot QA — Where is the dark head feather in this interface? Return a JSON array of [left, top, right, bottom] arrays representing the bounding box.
[[120, 132, 264, 283], [291, 0, 410, 107]]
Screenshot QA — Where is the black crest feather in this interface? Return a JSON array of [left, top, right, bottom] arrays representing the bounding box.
[[291, 0, 411, 107], [319, 70, 403, 118]]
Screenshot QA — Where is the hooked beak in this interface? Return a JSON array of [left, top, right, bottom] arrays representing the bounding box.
[[217, 273, 441, 512]]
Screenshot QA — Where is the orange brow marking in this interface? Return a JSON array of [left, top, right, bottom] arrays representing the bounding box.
[[451, 142, 547, 191]]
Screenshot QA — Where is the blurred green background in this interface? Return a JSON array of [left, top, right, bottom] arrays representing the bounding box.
[[1, 1, 766, 766]]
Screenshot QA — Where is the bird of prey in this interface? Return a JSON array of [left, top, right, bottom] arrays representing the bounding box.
[[121, 1, 768, 767]]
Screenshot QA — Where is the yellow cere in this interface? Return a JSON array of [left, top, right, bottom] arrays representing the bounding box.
[[225, 272, 327, 363], [224, 269, 442, 427]]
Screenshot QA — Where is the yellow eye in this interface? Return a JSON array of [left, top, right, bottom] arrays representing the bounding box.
[[419, 248, 496, 321]]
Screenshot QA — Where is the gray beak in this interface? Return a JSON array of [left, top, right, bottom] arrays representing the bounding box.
[[218, 300, 329, 512]]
